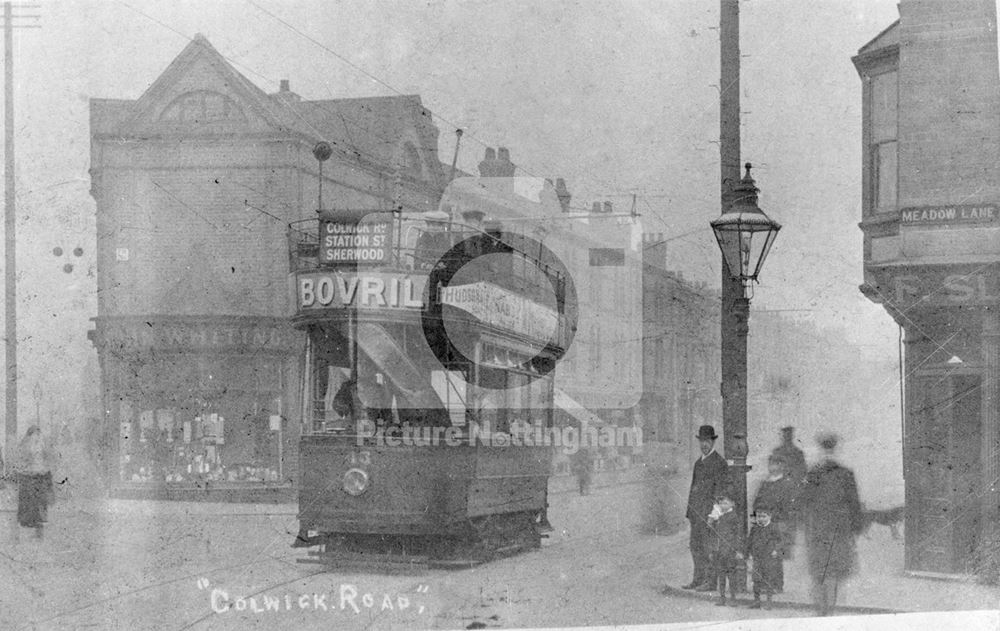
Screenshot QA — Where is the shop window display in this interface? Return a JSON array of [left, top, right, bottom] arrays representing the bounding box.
[[117, 353, 286, 485]]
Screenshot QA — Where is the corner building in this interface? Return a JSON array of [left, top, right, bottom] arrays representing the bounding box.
[[854, 0, 1000, 575], [88, 35, 446, 500]]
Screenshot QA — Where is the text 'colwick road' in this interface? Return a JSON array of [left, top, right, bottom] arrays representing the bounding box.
[[209, 584, 427, 615]]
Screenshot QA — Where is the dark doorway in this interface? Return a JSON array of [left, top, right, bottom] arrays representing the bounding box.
[[907, 373, 982, 574]]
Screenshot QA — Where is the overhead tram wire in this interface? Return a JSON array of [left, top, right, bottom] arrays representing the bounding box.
[[117, 1, 448, 179], [243, 0, 650, 216], [120, 0, 664, 235], [123, 0, 653, 222], [119, 0, 567, 216], [115, 1, 430, 215]]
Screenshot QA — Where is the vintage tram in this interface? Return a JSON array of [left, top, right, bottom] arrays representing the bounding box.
[[288, 185, 581, 565]]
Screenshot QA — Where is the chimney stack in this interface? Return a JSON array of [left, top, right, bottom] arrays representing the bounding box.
[[272, 78, 301, 103], [477, 147, 516, 177], [555, 178, 572, 212]]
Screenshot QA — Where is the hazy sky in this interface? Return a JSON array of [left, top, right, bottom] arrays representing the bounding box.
[[8, 0, 901, 425]]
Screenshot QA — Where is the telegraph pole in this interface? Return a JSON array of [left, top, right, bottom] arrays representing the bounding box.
[[720, 0, 750, 592], [3, 2, 38, 468]]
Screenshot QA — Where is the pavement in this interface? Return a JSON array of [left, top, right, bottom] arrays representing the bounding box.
[[562, 463, 1000, 618], [657, 527, 1000, 615], [0, 464, 996, 630], [647, 492, 999, 616]]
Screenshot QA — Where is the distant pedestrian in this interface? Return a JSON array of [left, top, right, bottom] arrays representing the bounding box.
[[798, 434, 864, 616], [570, 447, 594, 495], [682, 425, 729, 591], [772, 426, 807, 483], [746, 508, 783, 609], [751, 454, 799, 589], [16, 426, 53, 540], [707, 487, 743, 607]]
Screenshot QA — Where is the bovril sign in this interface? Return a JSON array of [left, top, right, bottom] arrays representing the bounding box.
[[297, 272, 427, 311]]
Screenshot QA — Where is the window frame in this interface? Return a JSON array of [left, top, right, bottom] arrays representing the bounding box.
[[866, 68, 899, 215]]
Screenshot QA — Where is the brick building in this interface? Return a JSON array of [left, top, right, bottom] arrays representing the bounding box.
[[88, 35, 446, 499], [639, 237, 721, 462], [853, 0, 1000, 575]]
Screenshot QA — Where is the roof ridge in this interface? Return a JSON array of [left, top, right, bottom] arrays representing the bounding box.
[[123, 35, 309, 136]]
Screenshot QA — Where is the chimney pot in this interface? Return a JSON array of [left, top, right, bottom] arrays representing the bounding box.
[[485, 148, 496, 161], [592, 202, 601, 214], [603, 201, 613, 214], [280, 79, 290, 92], [555, 178, 571, 212], [498, 147, 510, 162]]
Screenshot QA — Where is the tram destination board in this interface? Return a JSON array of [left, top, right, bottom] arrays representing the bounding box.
[[319, 210, 394, 266]]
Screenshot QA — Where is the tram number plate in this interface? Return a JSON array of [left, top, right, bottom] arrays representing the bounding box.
[[346, 450, 372, 467]]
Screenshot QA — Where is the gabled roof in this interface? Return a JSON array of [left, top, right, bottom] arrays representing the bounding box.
[[90, 35, 444, 184], [122, 34, 304, 136], [857, 20, 899, 56]]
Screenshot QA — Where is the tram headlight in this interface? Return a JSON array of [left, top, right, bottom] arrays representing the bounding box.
[[343, 468, 370, 496]]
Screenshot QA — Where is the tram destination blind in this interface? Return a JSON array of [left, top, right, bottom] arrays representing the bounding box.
[[319, 216, 393, 266]]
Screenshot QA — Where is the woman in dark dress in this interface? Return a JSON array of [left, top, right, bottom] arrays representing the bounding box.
[[751, 453, 800, 591], [16, 426, 53, 540]]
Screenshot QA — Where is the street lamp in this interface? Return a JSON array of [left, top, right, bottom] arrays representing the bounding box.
[[711, 163, 781, 297], [711, 161, 779, 592]]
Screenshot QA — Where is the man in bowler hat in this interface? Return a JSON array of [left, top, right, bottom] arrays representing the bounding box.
[[683, 424, 729, 591]]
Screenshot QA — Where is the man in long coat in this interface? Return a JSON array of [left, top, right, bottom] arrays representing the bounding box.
[[798, 434, 864, 616], [683, 424, 729, 591]]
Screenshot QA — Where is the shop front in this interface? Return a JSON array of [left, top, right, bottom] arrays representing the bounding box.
[[90, 316, 302, 501], [865, 264, 1000, 576]]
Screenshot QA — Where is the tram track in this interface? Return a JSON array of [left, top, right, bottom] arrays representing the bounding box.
[[16, 468, 677, 630]]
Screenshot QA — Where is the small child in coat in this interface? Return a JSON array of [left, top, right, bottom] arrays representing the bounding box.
[[746, 508, 783, 609], [707, 489, 744, 606]]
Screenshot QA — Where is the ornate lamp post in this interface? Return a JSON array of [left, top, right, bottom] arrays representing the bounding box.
[[711, 164, 781, 295], [711, 162, 780, 591]]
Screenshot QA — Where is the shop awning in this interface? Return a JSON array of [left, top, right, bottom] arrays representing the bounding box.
[[553, 388, 605, 427]]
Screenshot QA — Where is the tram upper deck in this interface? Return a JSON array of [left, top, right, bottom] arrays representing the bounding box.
[[287, 210, 573, 342]]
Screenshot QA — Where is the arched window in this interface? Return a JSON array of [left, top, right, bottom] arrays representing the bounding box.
[[160, 90, 246, 124]]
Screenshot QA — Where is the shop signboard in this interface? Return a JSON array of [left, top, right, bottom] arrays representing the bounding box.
[[885, 267, 1000, 308], [440, 281, 558, 342], [98, 320, 297, 351]]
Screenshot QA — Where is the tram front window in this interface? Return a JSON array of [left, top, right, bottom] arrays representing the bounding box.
[[309, 323, 453, 433], [312, 329, 351, 432]]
